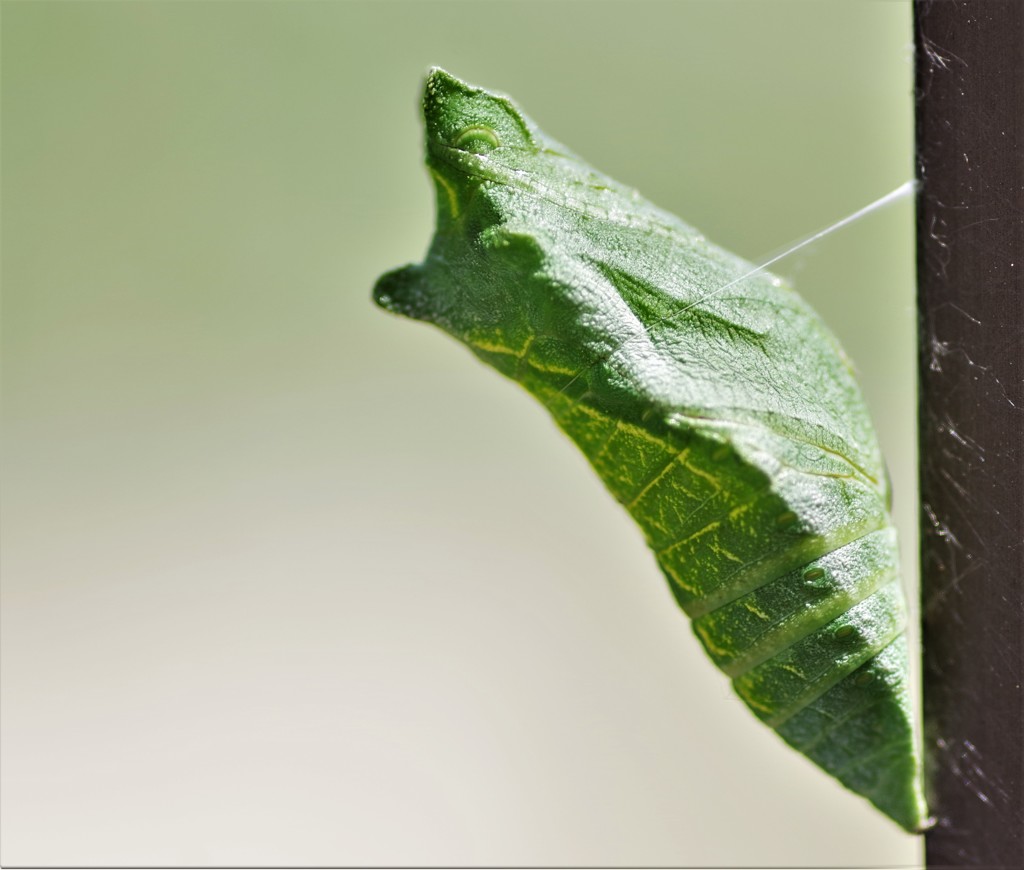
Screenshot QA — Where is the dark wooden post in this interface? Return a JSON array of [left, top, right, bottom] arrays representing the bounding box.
[[914, 1, 1024, 866]]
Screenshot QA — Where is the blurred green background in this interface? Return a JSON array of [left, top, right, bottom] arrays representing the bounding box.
[[2, 1, 920, 866]]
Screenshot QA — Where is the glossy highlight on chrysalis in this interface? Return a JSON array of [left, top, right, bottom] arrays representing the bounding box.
[[373, 67, 929, 832]]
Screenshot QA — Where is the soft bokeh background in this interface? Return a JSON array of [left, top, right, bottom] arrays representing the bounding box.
[[2, 1, 920, 866]]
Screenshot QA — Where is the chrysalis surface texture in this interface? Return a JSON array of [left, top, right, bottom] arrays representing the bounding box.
[[372, 68, 928, 832]]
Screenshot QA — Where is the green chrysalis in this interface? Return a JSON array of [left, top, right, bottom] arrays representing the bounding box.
[[373, 68, 928, 832]]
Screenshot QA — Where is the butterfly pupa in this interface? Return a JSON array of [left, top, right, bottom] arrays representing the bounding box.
[[373, 68, 928, 832]]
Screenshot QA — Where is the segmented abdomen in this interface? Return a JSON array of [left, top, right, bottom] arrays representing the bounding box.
[[536, 384, 923, 829]]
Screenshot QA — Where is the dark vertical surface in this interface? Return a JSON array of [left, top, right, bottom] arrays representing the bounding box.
[[915, 1, 1024, 866]]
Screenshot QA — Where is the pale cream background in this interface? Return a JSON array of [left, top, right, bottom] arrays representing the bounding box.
[[2, 1, 921, 866]]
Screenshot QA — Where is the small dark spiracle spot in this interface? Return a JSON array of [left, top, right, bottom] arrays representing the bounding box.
[[775, 510, 800, 532], [854, 671, 874, 687], [802, 566, 830, 592], [835, 625, 856, 640], [711, 445, 731, 462], [453, 125, 500, 154]]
